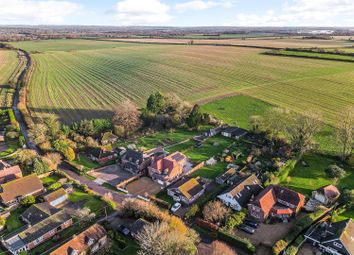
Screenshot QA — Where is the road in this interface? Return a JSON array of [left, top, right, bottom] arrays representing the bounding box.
[[12, 49, 39, 152], [60, 164, 126, 204]]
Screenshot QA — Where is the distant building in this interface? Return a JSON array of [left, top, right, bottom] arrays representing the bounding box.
[[0, 160, 22, 184], [148, 151, 189, 186], [218, 174, 263, 211], [2, 203, 72, 255], [305, 185, 341, 212], [248, 185, 305, 221], [0, 174, 44, 207], [88, 148, 118, 164], [49, 224, 107, 255], [167, 177, 205, 205], [304, 219, 354, 255], [43, 188, 68, 207], [221, 127, 247, 139]]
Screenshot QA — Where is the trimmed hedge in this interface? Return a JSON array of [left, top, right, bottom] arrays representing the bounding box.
[[195, 218, 219, 232], [217, 230, 256, 253]]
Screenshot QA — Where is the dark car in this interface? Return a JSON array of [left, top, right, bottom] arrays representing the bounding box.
[[244, 219, 259, 228], [117, 224, 130, 236], [238, 224, 255, 234]]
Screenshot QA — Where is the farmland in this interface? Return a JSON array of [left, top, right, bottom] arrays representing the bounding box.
[[8, 39, 354, 125], [0, 50, 21, 107]]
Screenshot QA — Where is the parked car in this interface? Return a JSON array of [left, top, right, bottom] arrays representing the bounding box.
[[244, 219, 259, 228], [171, 202, 182, 213], [238, 224, 255, 234], [117, 224, 130, 236]]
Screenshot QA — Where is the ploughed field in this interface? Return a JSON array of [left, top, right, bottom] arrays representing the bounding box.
[[9, 39, 354, 124], [0, 50, 21, 107]]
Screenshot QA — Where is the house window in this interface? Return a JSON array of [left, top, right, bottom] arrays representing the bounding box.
[[333, 242, 343, 249]]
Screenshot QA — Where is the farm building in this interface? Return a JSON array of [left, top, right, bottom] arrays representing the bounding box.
[[218, 174, 263, 211], [0, 160, 22, 184], [248, 185, 305, 221], [2, 203, 72, 255], [43, 188, 68, 207], [0, 174, 44, 207], [221, 127, 247, 139], [49, 224, 107, 255], [304, 219, 354, 255], [167, 177, 205, 205]]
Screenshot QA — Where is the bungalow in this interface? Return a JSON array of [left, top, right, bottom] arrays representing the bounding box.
[[101, 132, 118, 145], [305, 185, 341, 212], [304, 219, 354, 255], [0, 160, 22, 184], [43, 188, 68, 207], [148, 151, 189, 186], [0, 174, 44, 207], [88, 148, 118, 164], [221, 127, 248, 139], [2, 203, 72, 255], [215, 167, 237, 185], [218, 174, 263, 211], [167, 177, 205, 205], [248, 185, 305, 221], [120, 149, 151, 174], [49, 224, 107, 255]]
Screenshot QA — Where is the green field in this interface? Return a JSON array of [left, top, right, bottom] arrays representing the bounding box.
[[0, 50, 20, 107], [8, 39, 354, 125]]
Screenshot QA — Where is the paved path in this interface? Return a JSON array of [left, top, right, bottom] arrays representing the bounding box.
[[61, 165, 126, 204]]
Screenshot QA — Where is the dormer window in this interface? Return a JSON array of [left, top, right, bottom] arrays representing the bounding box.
[[333, 242, 342, 249], [85, 236, 95, 246]]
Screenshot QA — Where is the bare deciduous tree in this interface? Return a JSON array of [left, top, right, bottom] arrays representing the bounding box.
[[336, 106, 354, 161], [112, 100, 141, 137], [261, 108, 290, 139], [203, 200, 231, 224], [286, 110, 322, 154], [210, 241, 237, 255], [136, 221, 198, 255]]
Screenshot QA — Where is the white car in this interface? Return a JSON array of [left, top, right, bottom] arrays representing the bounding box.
[[171, 202, 182, 212]]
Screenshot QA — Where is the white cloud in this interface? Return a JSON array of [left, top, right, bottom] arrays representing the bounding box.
[[0, 0, 80, 24], [175, 0, 235, 12], [113, 0, 172, 26], [229, 0, 354, 26]]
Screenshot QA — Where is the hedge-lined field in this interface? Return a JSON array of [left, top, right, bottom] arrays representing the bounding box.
[[10, 39, 354, 124], [0, 50, 20, 107]]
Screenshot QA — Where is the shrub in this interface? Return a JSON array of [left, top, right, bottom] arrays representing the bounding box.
[[48, 182, 62, 191], [0, 217, 5, 226], [325, 164, 346, 179], [273, 239, 287, 255], [185, 204, 199, 220], [224, 209, 247, 231], [341, 189, 354, 208], [284, 245, 299, 255], [20, 195, 35, 206], [64, 147, 76, 161]]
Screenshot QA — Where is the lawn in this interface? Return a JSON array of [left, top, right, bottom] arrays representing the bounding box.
[[68, 189, 108, 214], [201, 95, 271, 129], [155, 190, 175, 205], [5, 207, 26, 232], [192, 161, 228, 179], [280, 153, 354, 197], [74, 153, 100, 171], [41, 173, 61, 186]]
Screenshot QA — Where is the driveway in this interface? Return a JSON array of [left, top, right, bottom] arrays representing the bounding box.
[[89, 164, 134, 187], [60, 166, 126, 204]]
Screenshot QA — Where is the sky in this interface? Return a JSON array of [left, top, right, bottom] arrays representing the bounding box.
[[1, 0, 354, 27]]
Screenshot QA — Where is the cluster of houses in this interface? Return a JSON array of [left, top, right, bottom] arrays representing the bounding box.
[[0, 160, 109, 255]]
